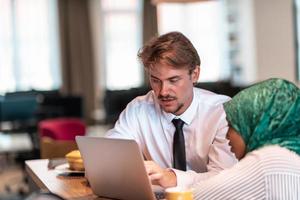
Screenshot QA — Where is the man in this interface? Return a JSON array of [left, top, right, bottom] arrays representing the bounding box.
[[106, 31, 237, 188]]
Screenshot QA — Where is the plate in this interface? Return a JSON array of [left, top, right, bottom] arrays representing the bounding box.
[[54, 163, 85, 174]]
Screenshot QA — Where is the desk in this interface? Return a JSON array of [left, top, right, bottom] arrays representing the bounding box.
[[25, 159, 110, 200]]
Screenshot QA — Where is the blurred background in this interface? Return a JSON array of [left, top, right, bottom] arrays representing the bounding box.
[[0, 0, 300, 199]]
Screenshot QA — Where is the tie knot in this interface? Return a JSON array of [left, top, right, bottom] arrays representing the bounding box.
[[172, 118, 184, 129]]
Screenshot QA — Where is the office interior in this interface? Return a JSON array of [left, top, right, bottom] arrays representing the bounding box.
[[0, 0, 300, 199]]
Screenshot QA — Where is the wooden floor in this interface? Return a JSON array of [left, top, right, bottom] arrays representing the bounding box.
[[0, 154, 29, 200]]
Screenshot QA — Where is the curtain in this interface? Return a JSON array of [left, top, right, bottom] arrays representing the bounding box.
[[143, 0, 158, 44], [142, 0, 158, 85], [58, 0, 97, 124]]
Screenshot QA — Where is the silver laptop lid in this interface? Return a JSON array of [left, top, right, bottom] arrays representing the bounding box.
[[76, 136, 156, 200]]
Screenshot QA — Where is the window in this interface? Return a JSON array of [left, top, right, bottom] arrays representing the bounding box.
[[101, 0, 143, 90], [157, 1, 230, 82], [0, 0, 61, 94]]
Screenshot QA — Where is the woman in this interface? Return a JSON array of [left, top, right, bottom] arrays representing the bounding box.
[[193, 78, 300, 200]]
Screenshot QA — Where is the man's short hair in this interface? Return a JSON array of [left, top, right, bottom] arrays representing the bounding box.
[[137, 31, 201, 72]]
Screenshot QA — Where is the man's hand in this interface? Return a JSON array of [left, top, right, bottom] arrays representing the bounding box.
[[144, 160, 177, 188]]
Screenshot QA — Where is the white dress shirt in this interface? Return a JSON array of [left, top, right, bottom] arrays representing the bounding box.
[[105, 87, 238, 187], [193, 145, 300, 200]]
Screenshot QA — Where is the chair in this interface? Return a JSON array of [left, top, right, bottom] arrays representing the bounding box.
[[38, 118, 86, 159], [0, 96, 38, 132]]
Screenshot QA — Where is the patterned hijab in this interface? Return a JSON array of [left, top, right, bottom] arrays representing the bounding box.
[[223, 78, 300, 155]]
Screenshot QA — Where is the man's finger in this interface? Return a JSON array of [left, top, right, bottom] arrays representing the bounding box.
[[149, 173, 163, 181]]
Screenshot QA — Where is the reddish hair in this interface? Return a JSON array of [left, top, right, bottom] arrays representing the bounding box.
[[138, 31, 201, 73]]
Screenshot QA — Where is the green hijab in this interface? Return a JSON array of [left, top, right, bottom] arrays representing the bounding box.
[[223, 78, 300, 155]]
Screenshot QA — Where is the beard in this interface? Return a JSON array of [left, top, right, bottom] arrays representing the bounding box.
[[171, 103, 184, 115], [158, 95, 184, 115]]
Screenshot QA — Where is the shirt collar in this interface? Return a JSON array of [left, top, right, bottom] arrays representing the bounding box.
[[162, 88, 198, 126]]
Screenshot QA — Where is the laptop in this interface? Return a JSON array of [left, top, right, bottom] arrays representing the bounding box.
[[76, 136, 165, 200]]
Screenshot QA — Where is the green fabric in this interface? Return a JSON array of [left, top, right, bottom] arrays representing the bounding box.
[[223, 78, 300, 155]]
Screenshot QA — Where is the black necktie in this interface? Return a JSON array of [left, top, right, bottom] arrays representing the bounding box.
[[172, 118, 186, 171]]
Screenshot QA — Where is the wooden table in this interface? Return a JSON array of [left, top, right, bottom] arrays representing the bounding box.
[[25, 159, 110, 200]]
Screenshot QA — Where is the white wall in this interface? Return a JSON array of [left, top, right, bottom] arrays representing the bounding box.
[[254, 0, 296, 83], [238, 0, 298, 85]]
